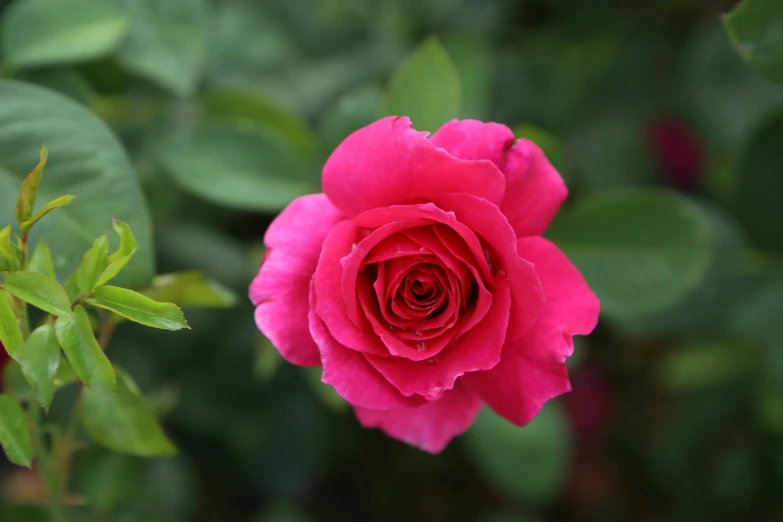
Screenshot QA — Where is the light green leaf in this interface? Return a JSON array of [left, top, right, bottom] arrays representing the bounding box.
[[0, 395, 33, 467], [20, 324, 60, 411], [109, 0, 210, 96], [381, 37, 461, 133], [81, 367, 176, 457], [141, 272, 237, 309], [734, 113, 783, 251], [158, 122, 317, 212], [1, 271, 71, 316], [0, 226, 22, 270], [547, 189, 714, 321], [0, 80, 154, 287], [724, 0, 783, 86], [19, 195, 76, 234], [0, 290, 24, 360], [54, 306, 115, 394], [15, 145, 47, 227], [96, 219, 137, 287], [87, 286, 189, 331], [64, 273, 80, 304], [465, 405, 571, 505], [77, 235, 109, 296], [28, 240, 56, 279], [0, 0, 129, 68]]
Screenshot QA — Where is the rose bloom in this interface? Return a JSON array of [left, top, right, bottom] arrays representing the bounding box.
[[0, 341, 8, 389], [250, 117, 599, 453]]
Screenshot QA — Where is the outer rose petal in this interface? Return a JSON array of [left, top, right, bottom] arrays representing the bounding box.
[[354, 383, 482, 454], [322, 116, 506, 217], [463, 237, 599, 425], [250, 194, 343, 366], [500, 139, 568, 237], [430, 119, 515, 170], [310, 282, 423, 410]]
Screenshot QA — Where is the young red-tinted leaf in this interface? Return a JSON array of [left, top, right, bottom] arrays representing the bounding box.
[[81, 367, 176, 457], [87, 286, 189, 331], [28, 240, 57, 280], [141, 271, 237, 309], [19, 195, 77, 234], [15, 145, 47, 227], [0, 291, 24, 361], [96, 219, 137, 287], [0, 394, 33, 467], [55, 306, 115, 394], [1, 271, 72, 317], [77, 235, 109, 296], [20, 324, 61, 411]]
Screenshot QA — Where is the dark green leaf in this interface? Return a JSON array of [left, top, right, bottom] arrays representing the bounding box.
[[158, 122, 317, 212], [724, 0, 783, 85], [0, 0, 129, 68], [465, 405, 571, 505], [96, 219, 137, 287], [20, 324, 60, 411], [54, 306, 115, 394], [735, 114, 783, 251], [28, 240, 56, 280], [0, 394, 33, 467], [1, 271, 72, 316], [658, 342, 750, 392], [19, 195, 76, 234], [0, 80, 154, 288], [73, 448, 140, 512], [15, 145, 47, 227], [141, 272, 237, 309], [81, 367, 177, 457], [77, 235, 109, 296], [109, 0, 210, 96], [548, 189, 714, 320], [0, 290, 24, 360], [87, 286, 189, 331], [381, 37, 461, 132]]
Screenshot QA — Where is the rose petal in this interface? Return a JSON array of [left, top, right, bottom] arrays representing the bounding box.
[[250, 194, 342, 366], [462, 237, 600, 425], [323, 116, 506, 217], [310, 281, 423, 410], [433, 193, 545, 340], [366, 275, 511, 400], [500, 139, 567, 237], [354, 383, 482, 454], [431, 119, 515, 170]]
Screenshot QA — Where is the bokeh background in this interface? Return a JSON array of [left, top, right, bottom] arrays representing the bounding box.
[[2, 0, 783, 521]]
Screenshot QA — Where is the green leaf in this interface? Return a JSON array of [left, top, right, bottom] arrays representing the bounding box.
[[465, 405, 571, 505], [158, 122, 317, 212], [0, 290, 24, 360], [658, 342, 750, 392], [109, 0, 210, 96], [77, 235, 109, 296], [381, 37, 461, 133], [734, 114, 783, 251], [0, 80, 154, 287], [724, 0, 783, 85], [203, 88, 315, 155], [28, 240, 56, 279], [19, 195, 77, 234], [54, 306, 115, 394], [73, 448, 140, 513], [15, 145, 47, 227], [1, 271, 72, 316], [0, 395, 33, 467], [140, 272, 237, 309], [0, 226, 22, 270], [547, 189, 714, 321], [0, 0, 129, 68], [81, 367, 176, 457], [64, 272, 80, 304], [96, 219, 137, 287], [87, 286, 189, 331], [20, 324, 60, 411]]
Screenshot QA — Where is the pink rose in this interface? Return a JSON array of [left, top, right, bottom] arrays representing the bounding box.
[[250, 117, 599, 453], [0, 342, 8, 389]]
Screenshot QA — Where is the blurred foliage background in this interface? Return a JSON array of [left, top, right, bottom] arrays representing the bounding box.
[[1, 0, 783, 521]]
